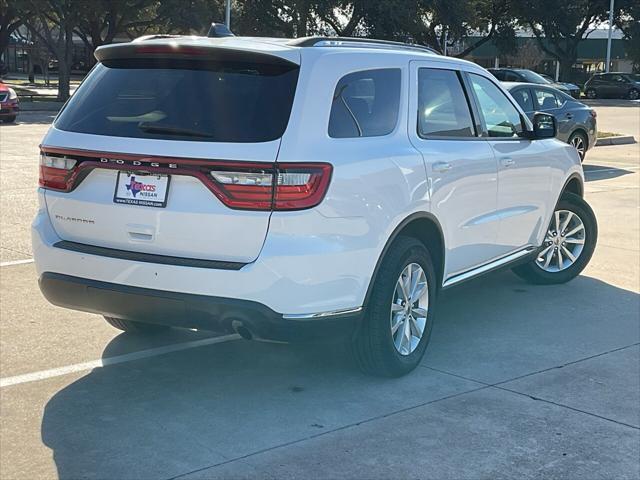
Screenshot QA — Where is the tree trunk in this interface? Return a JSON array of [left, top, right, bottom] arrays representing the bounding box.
[[56, 58, 70, 101], [56, 24, 74, 101], [558, 57, 575, 82]]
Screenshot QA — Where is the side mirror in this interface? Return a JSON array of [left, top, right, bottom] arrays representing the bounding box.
[[521, 112, 557, 140]]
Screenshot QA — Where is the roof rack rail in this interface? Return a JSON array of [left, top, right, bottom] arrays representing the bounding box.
[[288, 36, 440, 55]]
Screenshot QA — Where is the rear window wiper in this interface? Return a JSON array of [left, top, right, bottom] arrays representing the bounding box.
[[138, 122, 214, 138]]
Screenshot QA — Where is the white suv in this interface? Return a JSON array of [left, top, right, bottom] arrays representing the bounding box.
[[32, 34, 597, 377]]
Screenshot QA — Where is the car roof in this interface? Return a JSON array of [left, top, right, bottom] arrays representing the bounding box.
[[96, 34, 481, 71]]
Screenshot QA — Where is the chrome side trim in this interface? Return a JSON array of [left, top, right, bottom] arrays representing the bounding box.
[[282, 306, 363, 320], [442, 247, 536, 288]]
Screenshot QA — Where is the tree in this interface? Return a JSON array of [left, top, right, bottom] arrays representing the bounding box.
[[0, 0, 26, 59], [23, 0, 82, 101], [514, 0, 612, 81], [616, 0, 640, 72]]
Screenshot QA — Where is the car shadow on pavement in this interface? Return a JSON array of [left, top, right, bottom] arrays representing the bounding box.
[[583, 164, 635, 181], [40, 271, 640, 480]]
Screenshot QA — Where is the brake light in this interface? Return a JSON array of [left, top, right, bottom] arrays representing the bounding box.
[[590, 109, 597, 118], [208, 163, 332, 211], [39, 154, 78, 191], [274, 164, 332, 210]]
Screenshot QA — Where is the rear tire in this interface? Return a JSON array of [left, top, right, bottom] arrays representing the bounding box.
[[104, 316, 169, 333], [2, 115, 16, 123], [512, 193, 597, 285], [629, 88, 639, 100], [352, 236, 437, 377], [568, 131, 588, 161], [585, 88, 597, 99]]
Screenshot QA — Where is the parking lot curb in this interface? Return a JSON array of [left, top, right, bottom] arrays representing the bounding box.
[[595, 135, 636, 146]]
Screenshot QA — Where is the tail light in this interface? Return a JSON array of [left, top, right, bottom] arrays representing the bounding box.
[[208, 163, 332, 211], [39, 153, 78, 191], [590, 109, 597, 118], [39, 148, 332, 211]]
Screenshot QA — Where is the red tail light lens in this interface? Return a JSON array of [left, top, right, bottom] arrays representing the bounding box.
[[39, 154, 78, 191], [209, 168, 275, 210], [274, 164, 333, 210], [208, 163, 332, 211], [590, 109, 597, 118]]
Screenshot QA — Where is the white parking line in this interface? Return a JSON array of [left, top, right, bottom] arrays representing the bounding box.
[[0, 334, 240, 388], [0, 258, 34, 267]]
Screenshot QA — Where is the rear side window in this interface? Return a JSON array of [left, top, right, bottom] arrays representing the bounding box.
[[511, 88, 534, 112], [417, 68, 475, 138], [328, 69, 401, 138], [55, 58, 299, 143], [534, 89, 561, 110]]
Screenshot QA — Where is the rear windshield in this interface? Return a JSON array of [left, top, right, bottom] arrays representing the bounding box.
[[55, 58, 299, 143]]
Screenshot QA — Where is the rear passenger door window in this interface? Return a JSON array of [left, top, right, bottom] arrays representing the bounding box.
[[534, 89, 561, 111], [468, 74, 523, 138], [417, 68, 476, 138], [511, 88, 534, 113], [328, 69, 401, 138]]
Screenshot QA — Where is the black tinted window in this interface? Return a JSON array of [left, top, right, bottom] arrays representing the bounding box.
[[511, 88, 534, 112], [504, 71, 521, 82], [55, 59, 299, 143], [329, 69, 401, 138], [417, 68, 475, 138]]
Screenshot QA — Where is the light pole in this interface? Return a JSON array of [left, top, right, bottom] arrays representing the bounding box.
[[605, 0, 615, 72], [225, 0, 231, 28]]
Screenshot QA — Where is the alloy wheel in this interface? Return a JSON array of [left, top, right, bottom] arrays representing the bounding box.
[[586, 89, 596, 99], [570, 135, 586, 158], [536, 209, 586, 273], [390, 263, 429, 355], [629, 89, 639, 100]]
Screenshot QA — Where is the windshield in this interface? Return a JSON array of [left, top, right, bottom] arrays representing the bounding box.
[[516, 70, 551, 84], [55, 58, 299, 143]]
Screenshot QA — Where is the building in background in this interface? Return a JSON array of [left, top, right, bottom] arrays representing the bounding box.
[[459, 27, 630, 86]]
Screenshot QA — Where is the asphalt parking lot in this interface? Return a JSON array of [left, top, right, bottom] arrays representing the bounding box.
[[0, 103, 639, 479]]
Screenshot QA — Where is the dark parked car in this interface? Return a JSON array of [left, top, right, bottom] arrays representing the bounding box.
[[489, 68, 581, 98], [504, 82, 597, 161], [584, 73, 640, 100]]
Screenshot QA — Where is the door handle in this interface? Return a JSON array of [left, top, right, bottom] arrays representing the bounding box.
[[433, 161, 452, 173], [500, 157, 515, 167]]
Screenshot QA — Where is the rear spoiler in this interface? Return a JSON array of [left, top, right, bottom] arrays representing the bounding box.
[[94, 40, 299, 67]]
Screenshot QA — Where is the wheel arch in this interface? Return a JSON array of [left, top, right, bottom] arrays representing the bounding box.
[[569, 127, 590, 149], [363, 212, 446, 307], [561, 172, 584, 198]]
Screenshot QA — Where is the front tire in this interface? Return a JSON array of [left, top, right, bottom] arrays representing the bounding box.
[[512, 193, 597, 285], [585, 88, 597, 99], [629, 88, 639, 100], [104, 316, 169, 333], [352, 236, 437, 377]]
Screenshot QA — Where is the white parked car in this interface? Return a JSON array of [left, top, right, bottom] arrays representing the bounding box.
[[32, 34, 597, 377]]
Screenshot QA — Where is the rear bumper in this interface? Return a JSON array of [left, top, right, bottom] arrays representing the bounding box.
[[32, 192, 376, 325], [0, 104, 18, 116], [39, 272, 362, 342]]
